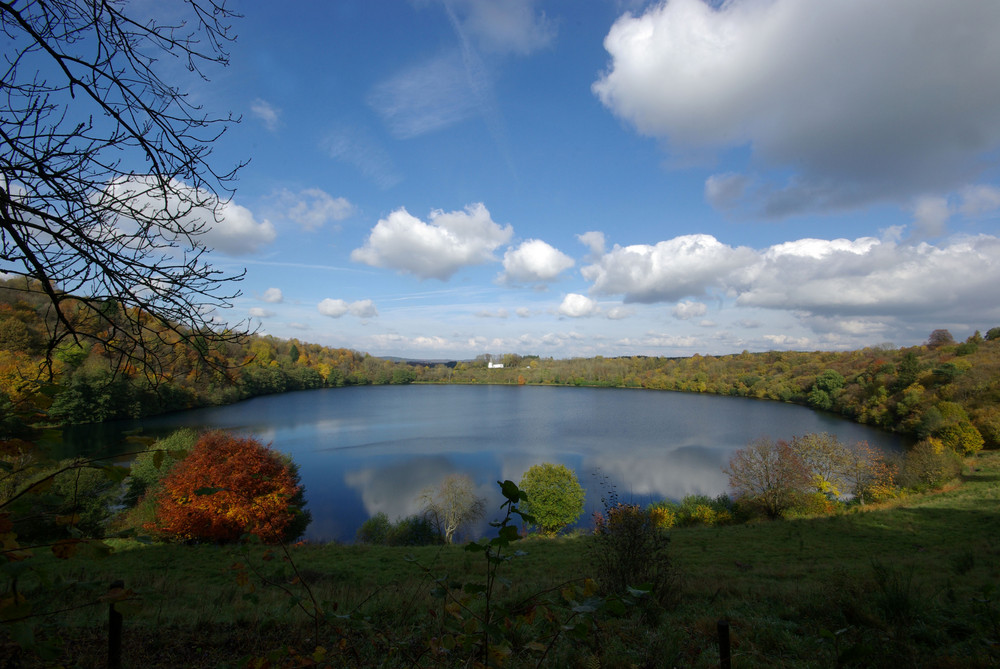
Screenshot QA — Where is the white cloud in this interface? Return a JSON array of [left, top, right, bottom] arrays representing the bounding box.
[[260, 287, 283, 303], [447, 0, 555, 56], [476, 308, 509, 318], [202, 199, 277, 255], [580, 231, 1000, 332], [248, 307, 274, 318], [577, 231, 606, 257], [594, 0, 1000, 215], [672, 300, 707, 320], [251, 98, 281, 131], [368, 53, 478, 139], [606, 306, 632, 320], [735, 235, 1000, 320], [582, 234, 757, 303], [558, 293, 598, 318], [99, 176, 276, 255], [960, 185, 1000, 217], [318, 298, 379, 318], [499, 239, 574, 284], [276, 188, 354, 231], [351, 203, 513, 280]]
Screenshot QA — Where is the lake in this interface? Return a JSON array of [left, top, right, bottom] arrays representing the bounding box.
[[63, 384, 910, 543]]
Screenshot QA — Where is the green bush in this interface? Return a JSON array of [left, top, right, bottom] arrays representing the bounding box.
[[356, 512, 392, 545], [356, 512, 441, 546], [898, 438, 963, 491], [122, 428, 198, 507], [519, 463, 585, 535]]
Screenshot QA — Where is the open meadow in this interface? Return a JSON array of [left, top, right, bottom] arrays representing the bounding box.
[[18, 451, 1000, 668]]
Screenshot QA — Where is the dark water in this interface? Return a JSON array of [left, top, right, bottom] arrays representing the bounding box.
[[62, 385, 909, 543]]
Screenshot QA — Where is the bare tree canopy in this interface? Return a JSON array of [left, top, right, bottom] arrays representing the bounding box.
[[0, 0, 248, 378]]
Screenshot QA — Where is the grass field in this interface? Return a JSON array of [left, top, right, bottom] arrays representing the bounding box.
[[13, 451, 1000, 667]]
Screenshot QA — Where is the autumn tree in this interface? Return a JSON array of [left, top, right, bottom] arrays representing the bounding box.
[[518, 463, 585, 535], [839, 441, 897, 505], [791, 433, 851, 496], [1, 0, 249, 379], [148, 432, 309, 543], [726, 437, 810, 519], [419, 473, 485, 544], [927, 329, 955, 349]]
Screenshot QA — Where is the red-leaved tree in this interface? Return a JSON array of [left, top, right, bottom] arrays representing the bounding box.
[[147, 432, 307, 543]]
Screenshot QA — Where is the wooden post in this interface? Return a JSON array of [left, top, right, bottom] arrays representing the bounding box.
[[108, 579, 123, 669], [717, 619, 731, 669]]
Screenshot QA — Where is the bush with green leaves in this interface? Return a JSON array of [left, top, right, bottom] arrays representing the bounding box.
[[518, 462, 585, 535], [355, 512, 441, 546], [122, 429, 198, 507], [897, 438, 963, 491]]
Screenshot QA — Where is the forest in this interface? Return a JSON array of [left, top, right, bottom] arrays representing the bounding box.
[[1, 277, 997, 454]]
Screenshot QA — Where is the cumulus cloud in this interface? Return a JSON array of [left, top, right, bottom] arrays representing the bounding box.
[[99, 176, 276, 255], [672, 300, 707, 320], [594, 0, 1000, 215], [248, 307, 274, 318], [260, 287, 283, 304], [318, 298, 378, 318], [582, 231, 1000, 328], [582, 234, 757, 303], [558, 293, 598, 318], [499, 239, 574, 284], [577, 231, 606, 257], [251, 98, 281, 131], [274, 188, 354, 231], [735, 235, 1000, 320], [351, 203, 513, 280]]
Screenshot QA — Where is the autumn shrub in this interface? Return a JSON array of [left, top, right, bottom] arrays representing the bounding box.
[[591, 502, 677, 603], [146, 431, 310, 544], [647, 501, 677, 529], [726, 438, 811, 519], [897, 438, 963, 491]]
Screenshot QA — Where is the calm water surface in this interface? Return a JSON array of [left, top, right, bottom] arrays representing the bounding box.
[[64, 385, 909, 542]]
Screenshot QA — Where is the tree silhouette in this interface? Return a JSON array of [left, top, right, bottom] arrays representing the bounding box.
[[1, 0, 248, 379]]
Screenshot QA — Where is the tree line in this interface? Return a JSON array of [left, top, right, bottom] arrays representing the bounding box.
[[3, 278, 999, 454]]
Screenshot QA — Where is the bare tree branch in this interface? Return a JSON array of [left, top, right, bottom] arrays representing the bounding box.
[[0, 0, 251, 380]]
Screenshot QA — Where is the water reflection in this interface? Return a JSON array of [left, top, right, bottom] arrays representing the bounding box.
[[62, 385, 909, 543]]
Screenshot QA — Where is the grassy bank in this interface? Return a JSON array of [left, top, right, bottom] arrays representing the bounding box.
[[17, 452, 1000, 667]]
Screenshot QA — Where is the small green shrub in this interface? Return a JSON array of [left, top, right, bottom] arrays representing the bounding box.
[[519, 462, 585, 535], [356, 512, 441, 546], [122, 428, 198, 507], [356, 511, 391, 544]]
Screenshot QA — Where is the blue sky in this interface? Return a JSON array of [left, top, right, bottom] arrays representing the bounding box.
[[186, 0, 1000, 359]]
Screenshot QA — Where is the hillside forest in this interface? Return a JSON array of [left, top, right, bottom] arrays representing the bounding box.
[[1, 278, 997, 453]]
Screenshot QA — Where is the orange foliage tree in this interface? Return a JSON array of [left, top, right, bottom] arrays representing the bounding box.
[[148, 432, 308, 543]]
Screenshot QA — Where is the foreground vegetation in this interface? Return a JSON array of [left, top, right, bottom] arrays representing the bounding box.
[[5, 451, 998, 667]]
